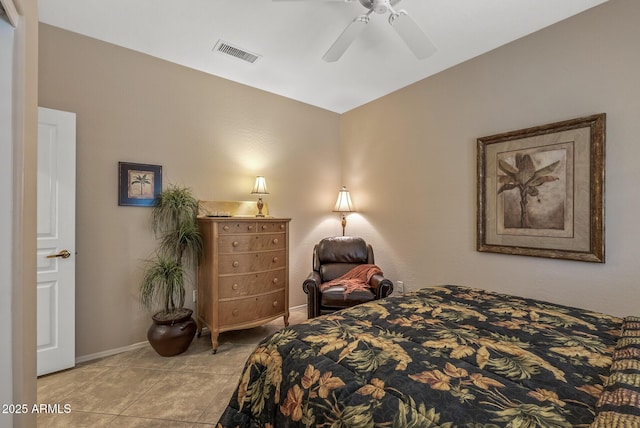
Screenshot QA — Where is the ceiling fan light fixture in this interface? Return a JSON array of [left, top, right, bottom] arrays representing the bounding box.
[[371, 0, 389, 14]]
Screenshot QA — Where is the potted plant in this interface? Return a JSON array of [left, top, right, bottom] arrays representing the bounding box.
[[140, 184, 203, 356]]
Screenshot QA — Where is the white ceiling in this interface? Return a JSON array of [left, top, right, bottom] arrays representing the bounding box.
[[38, 0, 607, 113]]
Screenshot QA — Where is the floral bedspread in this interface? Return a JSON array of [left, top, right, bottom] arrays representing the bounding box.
[[216, 285, 623, 427]]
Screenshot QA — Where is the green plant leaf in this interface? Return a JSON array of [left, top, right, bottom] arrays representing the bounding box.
[[140, 184, 202, 315]]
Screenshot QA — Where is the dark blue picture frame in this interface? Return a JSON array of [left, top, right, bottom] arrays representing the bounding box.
[[118, 162, 162, 207]]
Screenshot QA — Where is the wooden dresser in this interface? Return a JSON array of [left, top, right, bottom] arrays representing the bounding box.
[[196, 217, 290, 353]]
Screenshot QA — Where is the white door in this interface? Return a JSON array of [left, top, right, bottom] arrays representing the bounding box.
[[37, 107, 76, 376]]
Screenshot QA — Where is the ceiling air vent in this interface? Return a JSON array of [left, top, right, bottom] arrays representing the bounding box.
[[213, 40, 261, 64]]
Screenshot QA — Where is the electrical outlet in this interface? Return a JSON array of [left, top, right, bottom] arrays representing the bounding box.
[[192, 290, 197, 303], [396, 281, 404, 295]]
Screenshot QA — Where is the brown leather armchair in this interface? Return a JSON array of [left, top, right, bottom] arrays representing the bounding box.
[[303, 236, 394, 318]]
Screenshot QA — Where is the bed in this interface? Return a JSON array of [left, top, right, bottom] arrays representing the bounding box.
[[216, 285, 640, 427]]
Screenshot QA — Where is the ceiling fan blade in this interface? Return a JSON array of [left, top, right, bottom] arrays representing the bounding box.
[[272, 0, 352, 2], [322, 15, 369, 62], [389, 10, 436, 59]]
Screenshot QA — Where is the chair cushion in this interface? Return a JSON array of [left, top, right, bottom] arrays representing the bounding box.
[[320, 285, 375, 309], [316, 237, 368, 265]]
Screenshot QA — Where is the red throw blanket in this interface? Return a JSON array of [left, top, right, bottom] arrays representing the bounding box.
[[319, 264, 383, 297]]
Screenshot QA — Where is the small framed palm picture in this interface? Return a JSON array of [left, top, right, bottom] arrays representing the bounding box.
[[118, 162, 162, 207]]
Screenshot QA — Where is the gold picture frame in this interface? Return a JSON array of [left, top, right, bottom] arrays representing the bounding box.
[[477, 114, 605, 262]]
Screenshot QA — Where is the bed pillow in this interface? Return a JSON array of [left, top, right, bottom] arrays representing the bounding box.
[[591, 316, 640, 427]]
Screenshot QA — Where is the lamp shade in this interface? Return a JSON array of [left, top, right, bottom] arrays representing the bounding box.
[[333, 186, 354, 212], [251, 176, 269, 195]]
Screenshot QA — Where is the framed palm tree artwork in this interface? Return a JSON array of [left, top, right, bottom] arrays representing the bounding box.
[[477, 113, 605, 262], [118, 162, 162, 207]]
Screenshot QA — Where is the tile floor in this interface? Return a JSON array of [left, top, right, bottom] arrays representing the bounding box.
[[37, 306, 308, 427]]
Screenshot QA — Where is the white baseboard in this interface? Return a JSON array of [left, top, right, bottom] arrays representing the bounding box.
[[75, 305, 307, 364], [75, 341, 149, 365]]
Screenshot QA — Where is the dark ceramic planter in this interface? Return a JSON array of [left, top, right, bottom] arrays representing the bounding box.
[[147, 308, 197, 357]]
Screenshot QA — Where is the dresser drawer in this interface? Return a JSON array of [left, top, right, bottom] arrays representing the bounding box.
[[218, 250, 286, 274], [219, 233, 286, 253], [256, 221, 288, 233], [218, 221, 257, 234], [219, 291, 286, 326], [218, 270, 286, 299]]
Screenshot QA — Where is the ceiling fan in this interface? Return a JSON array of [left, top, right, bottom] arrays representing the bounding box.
[[274, 0, 437, 62]]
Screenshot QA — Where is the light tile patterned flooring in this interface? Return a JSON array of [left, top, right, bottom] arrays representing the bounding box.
[[37, 306, 307, 427]]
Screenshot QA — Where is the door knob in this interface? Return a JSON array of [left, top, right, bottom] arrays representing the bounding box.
[[47, 250, 71, 259]]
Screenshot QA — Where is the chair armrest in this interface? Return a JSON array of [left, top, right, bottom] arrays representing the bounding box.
[[369, 274, 394, 299], [303, 271, 322, 295], [303, 271, 322, 319]]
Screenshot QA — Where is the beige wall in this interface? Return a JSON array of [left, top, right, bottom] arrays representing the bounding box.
[[39, 0, 640, 360], [39, 24, 342, 358], [341, 0, 640, 318]]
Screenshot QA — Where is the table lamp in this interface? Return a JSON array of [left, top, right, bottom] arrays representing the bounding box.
[[251, 176, 269, 217]]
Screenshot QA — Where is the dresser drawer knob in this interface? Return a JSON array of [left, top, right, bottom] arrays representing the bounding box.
[[272, 238, 278, 245], [232, 261, 239, 268], [280, 224, 285, 229], [272, 300, 278, 308], [232, 283, 239, 290], [248, 225, 254, 231], [223, 225, 230, 231], [232, 241, 239, 247], [272, 256, 279, 263], [272, 278, 278, 284], [262, 224, 268, 230], [232, 308, 239, 317]]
